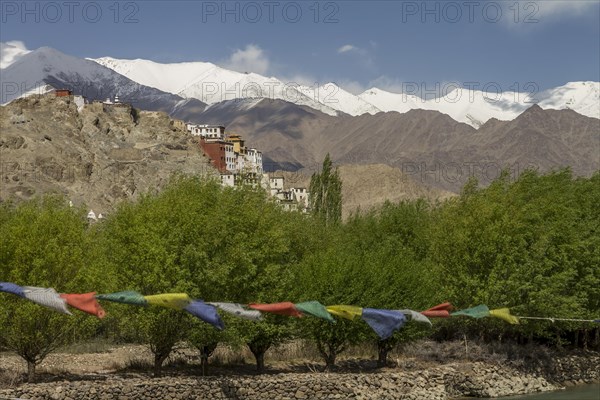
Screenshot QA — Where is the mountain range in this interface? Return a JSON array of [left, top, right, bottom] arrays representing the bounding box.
[[91, 55, 600, 128], [3, 43, 598, 127], [1, 43, 598, 192], [193, 98, 600, 191]]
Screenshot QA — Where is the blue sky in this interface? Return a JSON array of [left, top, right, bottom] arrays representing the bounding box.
[[2, 0, 599, 94]]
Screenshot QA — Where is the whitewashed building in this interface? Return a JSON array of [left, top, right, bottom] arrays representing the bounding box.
[[245, 148, 263, 175], [269, 177, 284, 197], [187, 124, 226, 140], [225, 143, 236, 172], [221, 173, 235, 187], [291, 187, 309, 208]]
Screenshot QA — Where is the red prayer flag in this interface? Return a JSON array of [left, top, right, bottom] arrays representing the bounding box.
[[421, 302, 453, 318], [248, 302, 302, 317], [60, 292, 106, 318]]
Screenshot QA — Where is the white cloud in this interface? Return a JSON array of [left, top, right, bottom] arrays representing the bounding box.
[[280, 74, 319, 87], [537, 1, 597, 16], [3, 40, 28, 50], [499, 1, 598, 31], [337, 44, 376, 72], [223, 44, 269, 75], [0, 40, 31, 69], [368, 76, 406, 94], [337, 44, 357, 54], [338, 80, 367, 95]]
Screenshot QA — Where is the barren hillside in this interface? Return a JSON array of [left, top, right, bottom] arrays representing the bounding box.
[[0, 95, 216, 214], [276, 164, 454, 218]]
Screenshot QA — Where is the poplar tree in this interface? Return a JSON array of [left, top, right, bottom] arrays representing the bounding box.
[[309, 154, 342, 225]]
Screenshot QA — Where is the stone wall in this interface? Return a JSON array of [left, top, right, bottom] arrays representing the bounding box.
[[1, 355, 597, 400]]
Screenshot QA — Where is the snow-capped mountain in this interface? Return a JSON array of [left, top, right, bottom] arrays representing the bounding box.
[[359, 82, 600, 128], [2, 44, 598, 128], [92, 57, 339, 116], [91, 55, 599, 127], [297, 83, 381, 116], [0, 46, 206, 115], [536, 81, 600, 118]]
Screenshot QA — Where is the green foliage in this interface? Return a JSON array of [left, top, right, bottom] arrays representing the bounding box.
[[1, 167, 598, 378], [0, 196, 100, 381], [96, 175, 310, 373], [429, 169, 600, 341], [294, 200, 442, 367]]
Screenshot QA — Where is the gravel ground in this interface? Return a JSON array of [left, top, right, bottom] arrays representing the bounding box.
[[0, 345, 151, 376]]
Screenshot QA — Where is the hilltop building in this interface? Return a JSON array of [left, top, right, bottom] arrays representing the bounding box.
[[266, 175, 310, 213], [185, 123, 308, 212], [186, 124, 263, 184]]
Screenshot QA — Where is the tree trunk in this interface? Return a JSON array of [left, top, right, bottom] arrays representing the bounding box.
[[377, 346, 389, 368], [248, 342, 270, 374], [317, 340, 340, 370], [249, 348, 266, 373], [255, 352, 265, 373], [200, 354, 208, 376], [153, 353, 167, 378], [199, 343, 217, 376], [26, 360, 36, 383], [325, 351, 336, 370], [377, 339, 396, 368]]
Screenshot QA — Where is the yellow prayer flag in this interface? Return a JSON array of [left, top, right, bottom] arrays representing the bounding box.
[[144, 293, 192, 310], [326, 305, 363, 320], [489, 308, 520, 325]]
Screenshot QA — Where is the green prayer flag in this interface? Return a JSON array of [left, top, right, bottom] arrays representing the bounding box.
[[295, 301, 335, 323], [452, 304, 490, 319], [96, 291, 148, 306]]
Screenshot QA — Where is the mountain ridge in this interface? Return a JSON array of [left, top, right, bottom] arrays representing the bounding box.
[[0, 46, 208, 118], [89, 54, 599, 127]]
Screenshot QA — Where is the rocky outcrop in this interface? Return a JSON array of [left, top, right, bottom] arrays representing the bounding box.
[[1, 355, 597, 400], [0, 94, 217, 212]]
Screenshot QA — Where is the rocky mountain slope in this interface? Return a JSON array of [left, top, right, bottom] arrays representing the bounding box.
[[2, 45, 598, 194], [194, 99, 600, 191], [0, 94, 216, 214], [1, 94, 453, 216], [276, 164, 455, 218]]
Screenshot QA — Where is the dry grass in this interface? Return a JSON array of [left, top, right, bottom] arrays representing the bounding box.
[[58, 339, 115, 355], [0, 367, 22, 388]]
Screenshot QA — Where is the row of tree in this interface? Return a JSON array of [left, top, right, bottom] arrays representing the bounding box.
[[1, 159, 598, 382]]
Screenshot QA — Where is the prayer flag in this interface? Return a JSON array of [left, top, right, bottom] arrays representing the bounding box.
[[362, 308, 407, 340]]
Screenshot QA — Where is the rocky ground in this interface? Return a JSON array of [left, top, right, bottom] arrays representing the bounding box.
[[1, 343, 598, 399]]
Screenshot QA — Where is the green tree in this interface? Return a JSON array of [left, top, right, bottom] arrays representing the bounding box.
[[97, 176, 209, 376], [294, 222, 369, 369], [337, 202, 440, 367], [309, 154, 342, 225], [0, 196, 100, 382], [429, 169, 600, 344], [99, 175, 310, 375]]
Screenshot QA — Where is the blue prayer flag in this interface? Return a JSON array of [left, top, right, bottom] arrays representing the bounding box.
[[0, 282, 25, 297], [362, 308, 407, 340], [185, 300, 225, 330]]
